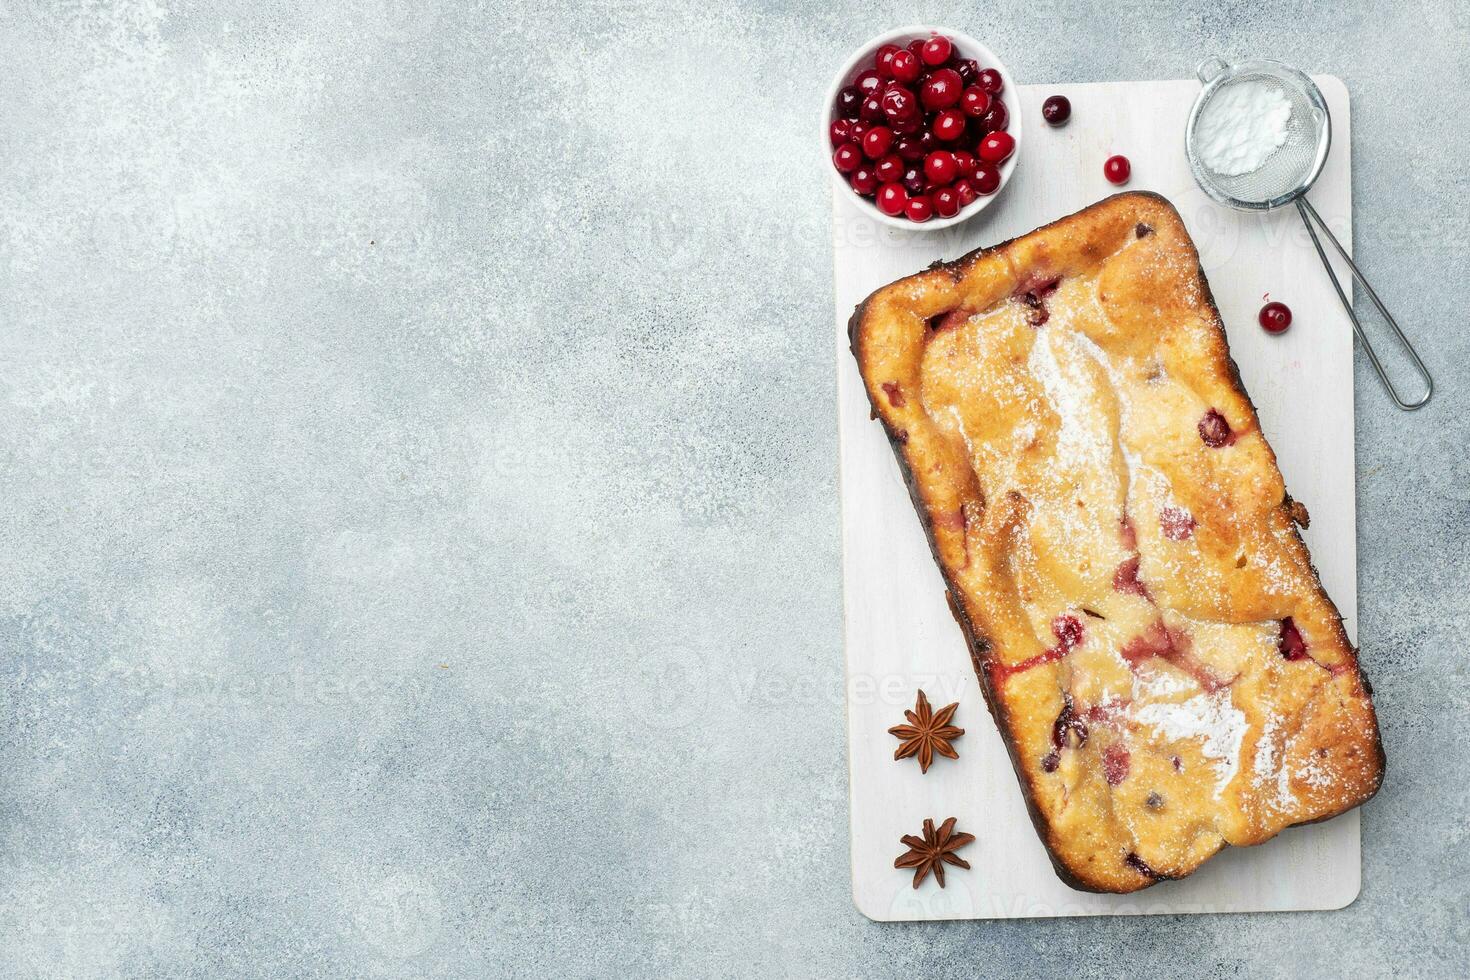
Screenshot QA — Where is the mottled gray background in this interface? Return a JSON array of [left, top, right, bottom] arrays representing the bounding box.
[[1, 0, 1466, 976]]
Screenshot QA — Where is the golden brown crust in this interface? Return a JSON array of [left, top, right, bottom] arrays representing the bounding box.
[[850, 192, 1384, 893]]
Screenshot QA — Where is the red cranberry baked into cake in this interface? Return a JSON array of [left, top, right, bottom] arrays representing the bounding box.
[[849, 192, 1383, 893]]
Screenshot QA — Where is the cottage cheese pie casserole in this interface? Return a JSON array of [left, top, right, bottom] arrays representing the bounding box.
[[849, 192, 1383, 893]]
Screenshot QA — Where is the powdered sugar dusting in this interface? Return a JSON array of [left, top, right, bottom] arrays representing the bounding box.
[[1134, 690, 1247, 798], [1131, 664, 1194, 700], [1026, 329, 1111, 475]]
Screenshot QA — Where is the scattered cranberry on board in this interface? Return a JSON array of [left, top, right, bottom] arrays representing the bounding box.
[[1041, 95, 1071, 125], [1104, 154, 1131, 185], [830, 31, 1015, 223], [1259, 300, 1293, 334]]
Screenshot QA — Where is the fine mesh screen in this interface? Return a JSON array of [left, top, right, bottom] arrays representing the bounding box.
[[1187, 68, 1328, 207]]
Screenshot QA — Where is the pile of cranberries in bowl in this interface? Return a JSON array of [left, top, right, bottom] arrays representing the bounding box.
[[829, 32, 1016, 225]]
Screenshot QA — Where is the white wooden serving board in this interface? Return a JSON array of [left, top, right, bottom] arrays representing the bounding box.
[[837, 76, 1359, 920]]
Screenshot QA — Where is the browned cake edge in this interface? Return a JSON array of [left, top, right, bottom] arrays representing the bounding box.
[[847, 191, 1384, 893]]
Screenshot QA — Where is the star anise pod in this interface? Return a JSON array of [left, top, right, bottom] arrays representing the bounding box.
[[888, 690, 964, 773], [894, 816, 976, 888]]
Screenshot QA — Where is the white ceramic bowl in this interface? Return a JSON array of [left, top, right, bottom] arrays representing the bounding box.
[[823, 26, 1022, 231]]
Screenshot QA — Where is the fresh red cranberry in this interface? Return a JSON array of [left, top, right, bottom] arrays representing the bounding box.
[[1160, 506, 1196, 541], [1053, 615, 1085, 651], [920, 35, 953, 66], [960, 86, 992, 118], [893, 135, 925, 162], [1103, 743, 1131, 786], [932, 109, 967, 142], [923, 150, 959, 185], [876, 183, 907, 216], [874, 43, 901, 78], [901, 165, 926, 194], [906, 39, 926, 58], [880, 85, 919, 123], [980, 99, 1008, 132], [1198, 409, 1232, 447], [955, 58, 980, 85], [859, 94, 884, 122], [829, 118, 853, 146], [920, 68, 964, 110], [836, 86, 863, 119], [849, 121, 868, 141], [891, 112, 923, 135], [953, 179, 977, 205], [1279, 617, 1309, 661], [855, 68, 883, 95], [977, 67, 1005, 94], [849, 166, 878, 196], [1260, 301, 1292, 334], [833, 143, 862, 173], [889, 49, 921, 84], [952, 150, 978, 178], [1042, 95, 1071, 125], [933, 187, 960, 217], [1104, 154, 1131, 184], [905, 194, 933, 222], [873, 154, 903, 184], [972, 162, 1001, 194], [978, 130, 1015, 164], [862, 125, 894, 159]]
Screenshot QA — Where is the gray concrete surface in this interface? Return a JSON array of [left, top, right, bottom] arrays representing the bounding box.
[[1, 1, 1467, 976]]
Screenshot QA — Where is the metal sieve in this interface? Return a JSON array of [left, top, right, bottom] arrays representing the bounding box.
[[1185, 57, 1433, 410]]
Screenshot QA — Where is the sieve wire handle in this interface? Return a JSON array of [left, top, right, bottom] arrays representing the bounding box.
[[1196, 56, 1230, 84], [1295, 197, 1434, 410]]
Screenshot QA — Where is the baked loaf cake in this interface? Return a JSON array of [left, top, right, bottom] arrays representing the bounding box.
[[849, 192, 1383, 893]]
